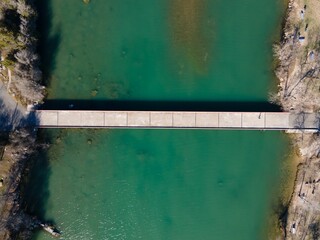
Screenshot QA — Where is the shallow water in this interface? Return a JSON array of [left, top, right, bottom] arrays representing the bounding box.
[[26, 0, 289, 239]]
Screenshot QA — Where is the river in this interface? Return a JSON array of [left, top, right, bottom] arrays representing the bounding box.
[[24, 0, 291, 239]]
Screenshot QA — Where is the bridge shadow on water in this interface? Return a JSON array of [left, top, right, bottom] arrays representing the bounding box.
[[41, 99, 282, 112]]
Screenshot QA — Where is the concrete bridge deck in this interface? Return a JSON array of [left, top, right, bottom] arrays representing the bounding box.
[[35, 110, 319, 131]]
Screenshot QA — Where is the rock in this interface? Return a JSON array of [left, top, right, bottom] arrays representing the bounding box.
[[91, 89, 98, 97], [56, 137, 61, 143]]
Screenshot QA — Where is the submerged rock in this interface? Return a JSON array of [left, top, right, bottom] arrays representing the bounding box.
[[91, 89, 98, 97]]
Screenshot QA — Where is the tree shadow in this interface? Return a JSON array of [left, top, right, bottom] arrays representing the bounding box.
[[292, 112, 320, 131], [0, 97, 52, 237], [0, 132, 9, 161], [0, 98, 40, 131], [21, 129, 54, 231], [0, 98, 25, 131], [34, 0, 61, 86], [0, 113, 42, 238], [0, 96, 51, 232], [0, 8, 21, 35]]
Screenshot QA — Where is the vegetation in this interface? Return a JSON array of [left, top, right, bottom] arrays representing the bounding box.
[[0, 0, 45, 105], [0, 129, 40, 240], [0, 1, 45, 239]]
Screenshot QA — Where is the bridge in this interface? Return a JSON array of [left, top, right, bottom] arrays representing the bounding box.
[[35, 110, 319, 131]]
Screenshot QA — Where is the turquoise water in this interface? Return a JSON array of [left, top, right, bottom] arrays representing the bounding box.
[[41, 0, 283, 101], [27, 129, 288, 240], [25, 0, 289, 239]]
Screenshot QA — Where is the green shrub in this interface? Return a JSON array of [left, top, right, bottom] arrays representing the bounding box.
[[0, 27, 18, 51]]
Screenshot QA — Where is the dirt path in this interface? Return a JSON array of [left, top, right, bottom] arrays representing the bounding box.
[[7, 69, 11, 91], [0, 80, 27, 130]]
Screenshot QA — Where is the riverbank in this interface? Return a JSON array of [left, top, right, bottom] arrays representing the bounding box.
[[0, 0, 45, 106], [0, 68, 38, 239], [0, 129, 41, 239], [0, 0, 45, 239], [274, 0, 320, 238], [0, 0, 314, 238]]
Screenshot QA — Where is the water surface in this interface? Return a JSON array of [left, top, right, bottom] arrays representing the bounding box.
[[40, 0, 284, 102], [26, 0, 289, 239], [27, 129, 288, 240]]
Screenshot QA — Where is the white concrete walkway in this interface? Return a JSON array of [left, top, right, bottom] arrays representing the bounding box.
[[35, 110, 319, 131]]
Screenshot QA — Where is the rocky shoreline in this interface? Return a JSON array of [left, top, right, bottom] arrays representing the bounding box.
[[274, 0, 320, 239], [0, 0, 46, 239], [0, 0, 319, 239], [0, 129, 44, 239], [0, 0, 45, 106]]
